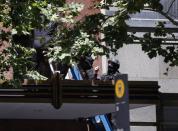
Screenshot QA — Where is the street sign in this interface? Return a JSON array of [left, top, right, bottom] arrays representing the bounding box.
[[112, 74, 130, 131]]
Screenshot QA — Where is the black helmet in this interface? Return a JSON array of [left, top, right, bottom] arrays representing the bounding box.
[[107, 59, 120, 75]]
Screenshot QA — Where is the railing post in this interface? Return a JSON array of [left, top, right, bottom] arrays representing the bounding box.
[[51, 72, 62, 109], [156, 93, 163, 131]]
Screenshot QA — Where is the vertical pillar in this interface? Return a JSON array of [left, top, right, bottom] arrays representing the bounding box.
[[156, 94, 163, 131], [51, 72, 62, 109]]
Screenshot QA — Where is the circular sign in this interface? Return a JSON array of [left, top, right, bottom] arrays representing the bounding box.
[[115, 80, 125, 98]]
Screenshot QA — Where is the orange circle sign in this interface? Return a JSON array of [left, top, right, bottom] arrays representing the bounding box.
[[115, 80, 125, 98]]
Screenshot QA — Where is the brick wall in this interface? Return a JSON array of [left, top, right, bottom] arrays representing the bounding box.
[[66, 0, 100, 19], [0, 23, 13, 81], [66, 0, 103, 76]]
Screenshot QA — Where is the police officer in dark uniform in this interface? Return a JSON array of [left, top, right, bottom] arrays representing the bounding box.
[[101, 59, 120, 80]]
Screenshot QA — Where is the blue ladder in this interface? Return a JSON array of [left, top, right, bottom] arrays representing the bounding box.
[[93, 115, 112, 131]]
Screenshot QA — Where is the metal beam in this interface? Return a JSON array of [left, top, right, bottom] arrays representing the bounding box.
[[128, 27, 178, 33], [0, 80, 160, 105]]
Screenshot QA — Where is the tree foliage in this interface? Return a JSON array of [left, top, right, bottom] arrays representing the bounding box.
[[0, 0, 80, 86], [97, 0, 178, 66], [0, 0, 178, 87]]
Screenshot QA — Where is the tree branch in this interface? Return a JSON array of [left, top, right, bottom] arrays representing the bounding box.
[[166, 0, 176, 14], [159, 10, 178, 26]]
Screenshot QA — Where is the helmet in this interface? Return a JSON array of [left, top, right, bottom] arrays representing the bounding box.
[[107, 59, 120, 75]]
